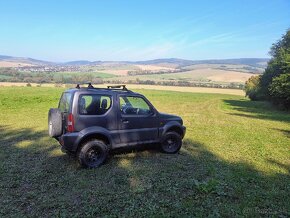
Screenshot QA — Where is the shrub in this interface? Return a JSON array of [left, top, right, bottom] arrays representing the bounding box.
[[54, 83, 63, 88], [269, 73, 290, 109], [26, 83, 32, 87], [245, 75, 263, 100]]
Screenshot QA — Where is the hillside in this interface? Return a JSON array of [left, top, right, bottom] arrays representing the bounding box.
[[0, 55, 269, 88], [135, 58, 269, 68], [0, 55, 53, 66], [0, 55, 269, 68]]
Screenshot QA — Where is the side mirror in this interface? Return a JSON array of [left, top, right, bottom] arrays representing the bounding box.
[[148, 110, 155, 116]]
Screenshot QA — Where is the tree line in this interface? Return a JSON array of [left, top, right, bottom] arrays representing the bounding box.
[[109, 79, 244, 89], [127, 69, 187, 76], [245, 29, 290, 109], [0, 69, 103, 84]]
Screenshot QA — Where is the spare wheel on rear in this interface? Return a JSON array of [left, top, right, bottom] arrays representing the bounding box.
[[48, 108, 63, 137]]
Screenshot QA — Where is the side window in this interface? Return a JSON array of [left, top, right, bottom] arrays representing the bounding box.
[[59, 92, 73, 113], [79, 94, 112, 115], [100, 96, 111, 109], [120, 96, 152, 115]]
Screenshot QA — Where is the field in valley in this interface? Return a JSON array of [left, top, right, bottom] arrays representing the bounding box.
[[90, 63, 261, 85], [0, 61, 34, 67], [0, 58, 267, 88], [119, 68, 254, 83], [0, 87, 289, 216]]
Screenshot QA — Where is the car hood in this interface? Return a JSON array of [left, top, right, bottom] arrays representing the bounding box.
[[159, 112, 183, 125]]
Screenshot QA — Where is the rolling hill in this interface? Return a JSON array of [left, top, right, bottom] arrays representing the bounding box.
[[135, 58, 269, 68], [0, 55, 269, 87], [0, 55, 53, 66], [0, 55, 269, 68]]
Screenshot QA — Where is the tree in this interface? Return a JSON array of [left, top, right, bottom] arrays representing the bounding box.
[[269, 73, 290, 109], [259, 29, 290, 98], [245, 75, 262, 100], [246, 29, 290, 108]]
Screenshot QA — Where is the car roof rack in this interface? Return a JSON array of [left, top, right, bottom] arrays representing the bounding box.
[[76, 82, 94, 89], [75, 83, 132, 92]]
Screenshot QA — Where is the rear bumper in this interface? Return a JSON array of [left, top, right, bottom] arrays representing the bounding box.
[[58, 132, 82, 153]]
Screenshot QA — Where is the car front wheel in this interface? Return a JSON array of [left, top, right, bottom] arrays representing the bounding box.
[[160, 131, 182, 154]]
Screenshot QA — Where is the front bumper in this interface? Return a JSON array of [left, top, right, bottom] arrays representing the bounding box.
[[182, 126, 186, 138]]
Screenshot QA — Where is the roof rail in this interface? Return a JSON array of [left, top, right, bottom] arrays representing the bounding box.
[[76, 82, 94, 89], [107, 85, 128, 91], [74, 83, 131, 92]]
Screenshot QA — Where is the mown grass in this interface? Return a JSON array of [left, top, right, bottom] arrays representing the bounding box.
[[53, 71, 117, 79], [0, 87, 289, 217]]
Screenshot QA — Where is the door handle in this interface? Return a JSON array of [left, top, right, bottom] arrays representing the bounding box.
[[122, 119, 129, 124]]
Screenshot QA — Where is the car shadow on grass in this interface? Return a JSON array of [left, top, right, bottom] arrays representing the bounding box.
[[275, 128, 290, 138], [223, 99, 290, 123], [0, 126, 289, 217]]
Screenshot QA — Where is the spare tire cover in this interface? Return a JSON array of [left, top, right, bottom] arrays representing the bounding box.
[[48, 108, 62, 137]]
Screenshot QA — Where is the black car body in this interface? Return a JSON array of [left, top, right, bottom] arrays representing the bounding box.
[[48, 85, 186, 168]]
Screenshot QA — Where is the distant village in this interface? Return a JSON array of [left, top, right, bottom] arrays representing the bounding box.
[[14, 65, 90, 73]]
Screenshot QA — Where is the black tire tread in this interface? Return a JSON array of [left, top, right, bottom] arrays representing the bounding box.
[[160, 131, 182, 154], [78, 139, 108, 168]]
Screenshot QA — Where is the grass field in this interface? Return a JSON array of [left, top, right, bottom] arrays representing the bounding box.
[[0, 82, 246, 96], [53, 71, 116, 79], [0, 87, 289, 217], [182, 64, 265, 74], [120, 69, 254, 83], [0, 62, 262, 88], [0, 61, 34, 67]]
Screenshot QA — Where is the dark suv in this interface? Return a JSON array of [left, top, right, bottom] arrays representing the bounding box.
[[48, 84, 186, 168]]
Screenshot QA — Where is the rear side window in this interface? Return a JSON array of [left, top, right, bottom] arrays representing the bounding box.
[[58, 92, 73, 113], [79, 94, 112, 115]]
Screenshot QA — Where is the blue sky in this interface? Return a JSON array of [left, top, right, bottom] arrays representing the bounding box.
[[0, 0, 289, 61]]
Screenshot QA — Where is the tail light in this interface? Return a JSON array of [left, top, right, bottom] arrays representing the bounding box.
[[67, 113, 75, 132]]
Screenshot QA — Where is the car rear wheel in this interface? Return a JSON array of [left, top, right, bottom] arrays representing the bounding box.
[[78, 140, 108, 168], [160, 132, 182, 154], [48, 108, 62, 137]]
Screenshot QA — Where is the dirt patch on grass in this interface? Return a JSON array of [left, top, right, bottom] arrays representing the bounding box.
[[207, 71, 254, 83], [98, 69, 130, 76], [135, 64, 175, 71], [0, 61, 34, 67]]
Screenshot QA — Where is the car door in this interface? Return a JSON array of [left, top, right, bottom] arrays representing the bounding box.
[[118, 95, 158, 144]]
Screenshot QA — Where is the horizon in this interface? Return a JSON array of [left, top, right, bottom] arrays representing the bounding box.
[[0, 0, 289, 62], [0, 54, 269, 63]]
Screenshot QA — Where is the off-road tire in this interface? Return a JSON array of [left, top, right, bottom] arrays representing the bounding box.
[[78, 140, 109, 168], [160, 131, 182, 154]]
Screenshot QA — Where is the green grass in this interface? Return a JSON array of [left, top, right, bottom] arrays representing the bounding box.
[[119, 70, 215, 82], [119, 69, 247, 85], [0, 87, 289, 217], [54, 71, 117, 79], [119, 70, 213, 82], [0, 74, 12, 79]]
